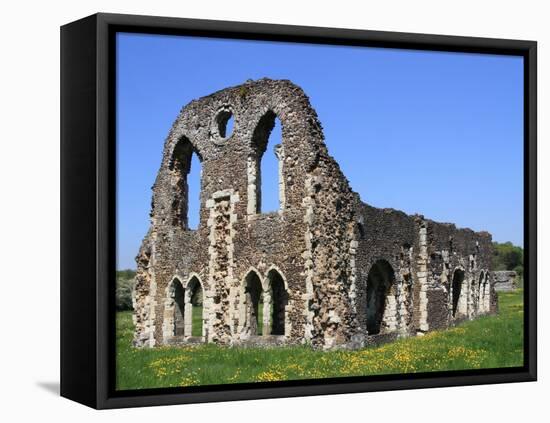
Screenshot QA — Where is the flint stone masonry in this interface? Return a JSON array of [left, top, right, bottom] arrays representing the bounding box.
[[492, 271, 518, 291], [133, 78, 498, 350]]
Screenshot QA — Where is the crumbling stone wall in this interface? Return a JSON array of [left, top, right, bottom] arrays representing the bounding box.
[[424, 220, 495, 329], [493, 270, 518, 291], [133, 78, 497, 350], [353, 205, 420, 344]]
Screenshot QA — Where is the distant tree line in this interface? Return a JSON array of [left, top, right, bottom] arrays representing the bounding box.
[[492, 241, 524, 283], [116, 269, 136, 311]]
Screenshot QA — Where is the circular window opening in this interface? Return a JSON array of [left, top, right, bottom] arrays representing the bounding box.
[[217, 110, 234, 138]]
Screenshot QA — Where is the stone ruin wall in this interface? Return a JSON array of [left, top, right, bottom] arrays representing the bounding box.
[[424, 220, 496, 330], [133, 78, 497, 351], [493, 270, 518, 291], [353, 205, 494, 345], [353, 205, 421, 345]]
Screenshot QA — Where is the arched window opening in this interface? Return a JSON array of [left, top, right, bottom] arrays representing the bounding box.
[[187, 153, 201, 229], [172, 279, 185, 337], [170, 137, 202, 230], [216, 109, 234, 138], [451, 269, 465, 317], [185, 277, 203, 337], [243, 272, 263, 336], [249, 111, 283, 215], [267, 270, 288, 336], [366, 260, 396, 335]]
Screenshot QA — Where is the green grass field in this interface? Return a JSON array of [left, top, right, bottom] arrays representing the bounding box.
[[116, 290, 523, 390]]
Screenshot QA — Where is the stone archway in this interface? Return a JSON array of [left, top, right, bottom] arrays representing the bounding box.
[[184, 276, 204, 338], [169, 136, 203, 229], [366, 260, 397, 335], [162, 276, 186, 342], [265, 269, 289, 336], [480, 271, 491, 313], [242, 271, 263, 336], [248, 111, 285, 217], [173, 279, 185, 336], [451, 268, 466, 317]]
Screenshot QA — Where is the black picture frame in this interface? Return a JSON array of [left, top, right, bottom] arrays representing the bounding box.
[[60, 12, 537, 409]]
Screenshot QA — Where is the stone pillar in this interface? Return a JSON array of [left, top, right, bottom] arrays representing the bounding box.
[[397, 277, 410, 335], [206, 190, 238, 344], [466, 256, 476, 319], [132, 239, 158, 347], [202, 289, 210, 340], [302, 175, 316, 341], [161, 286, 174, 342], [246, 156, 258, 218], [458, 275, 468, 317], [275, 144, 285, 213], [236, 285, 247, 337], [417, 223, 429, 333], [483, 278, 491, 313], [183, 288, 193, 337], [263, 290, 272, 336], [382, 292, 398, 332]]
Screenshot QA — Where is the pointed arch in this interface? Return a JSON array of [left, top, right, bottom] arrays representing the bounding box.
[[242, 270, 264, 336], [366, 259, 397, 335], [481, 270, 491, 313], [184, 275, 204, 338], [163, 276, 186, 341], [169, 136, 203, 229], [265, 268, 289, 336], [247, 111, 284, 216], [451, 268, 466, 317]]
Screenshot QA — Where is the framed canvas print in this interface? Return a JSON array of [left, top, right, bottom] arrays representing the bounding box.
[[60, 13, 537, 409]]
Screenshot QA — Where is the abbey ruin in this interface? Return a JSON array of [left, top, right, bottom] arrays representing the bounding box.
[[132, 78, 497, 350]]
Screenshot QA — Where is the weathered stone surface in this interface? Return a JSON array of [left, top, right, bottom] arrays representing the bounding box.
[[132, 78, 497, 350], [492, 270, 517, 291]]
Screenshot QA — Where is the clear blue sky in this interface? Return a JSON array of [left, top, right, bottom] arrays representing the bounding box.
[[117, 33, 524, 270]]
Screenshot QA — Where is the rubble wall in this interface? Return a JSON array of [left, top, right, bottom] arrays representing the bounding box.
[[132, 78, 497, 350]]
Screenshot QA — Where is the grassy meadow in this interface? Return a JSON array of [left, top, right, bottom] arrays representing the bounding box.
[[116, 290, 523, 390]]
